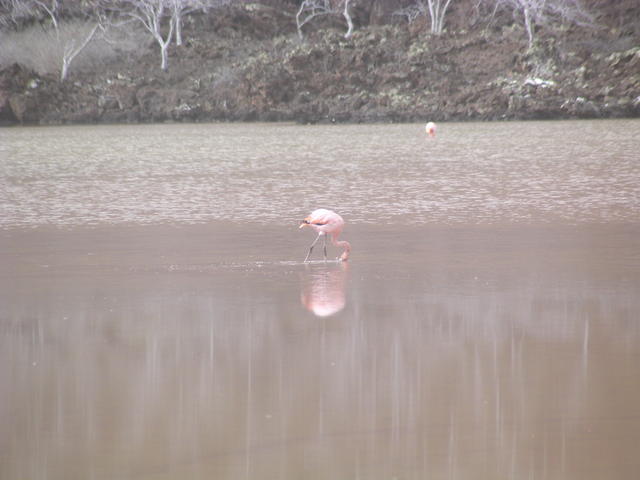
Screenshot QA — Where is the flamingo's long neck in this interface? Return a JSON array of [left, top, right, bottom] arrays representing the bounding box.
[[331, 235, 351, 261]]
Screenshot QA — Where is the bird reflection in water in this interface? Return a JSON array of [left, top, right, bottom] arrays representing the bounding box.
[[300, 262, 349, 317]]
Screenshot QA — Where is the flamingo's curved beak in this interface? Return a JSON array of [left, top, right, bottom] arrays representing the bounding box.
[[299, 219, 310, 229]]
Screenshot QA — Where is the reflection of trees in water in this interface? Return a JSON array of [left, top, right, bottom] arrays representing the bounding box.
[[2, 281, 639, 479]]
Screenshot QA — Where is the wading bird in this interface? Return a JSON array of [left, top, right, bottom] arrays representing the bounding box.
[[425, 121, 437, 137], [300, 209, 351, 262]]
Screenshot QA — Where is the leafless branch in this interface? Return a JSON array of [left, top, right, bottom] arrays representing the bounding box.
[[487, 0, 594, 49], [296, 0, 355, 40], [393, 0, 455, 34]]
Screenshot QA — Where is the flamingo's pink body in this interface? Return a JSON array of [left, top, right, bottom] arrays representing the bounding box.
[[425, 121, 437, 137], [299, 209, 351, 262]]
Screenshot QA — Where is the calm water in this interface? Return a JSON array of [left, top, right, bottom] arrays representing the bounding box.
[[1, 121, 639, 480]]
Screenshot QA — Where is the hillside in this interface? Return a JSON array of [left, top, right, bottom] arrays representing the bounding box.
[[0, 0, 638, 125]]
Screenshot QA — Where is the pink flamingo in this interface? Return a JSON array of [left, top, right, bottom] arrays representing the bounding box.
[[425, 121, 437, 137], [299, 209, 351, 262]]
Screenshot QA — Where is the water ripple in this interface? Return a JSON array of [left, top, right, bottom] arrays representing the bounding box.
[[1, 121, 638, 228]]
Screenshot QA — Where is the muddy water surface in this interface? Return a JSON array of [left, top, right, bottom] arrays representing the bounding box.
[[1, 121, 639, 480]]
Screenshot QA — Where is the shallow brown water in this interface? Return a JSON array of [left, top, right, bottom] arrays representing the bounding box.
[[1, 121, 639, 480]]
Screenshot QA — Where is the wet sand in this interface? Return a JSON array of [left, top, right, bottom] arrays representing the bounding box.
[[1, 222, 639, 479]]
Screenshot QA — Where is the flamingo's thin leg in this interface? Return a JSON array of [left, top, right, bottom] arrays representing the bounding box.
[[323, 235, 328, 261], [304, 233, 322, 262]]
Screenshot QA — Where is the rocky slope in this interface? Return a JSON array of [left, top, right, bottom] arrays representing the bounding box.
[[1, 0, 638, 125]]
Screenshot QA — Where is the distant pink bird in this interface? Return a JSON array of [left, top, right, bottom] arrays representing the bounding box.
[[425, 121, 437, 137], [299, 209, 351, 262]]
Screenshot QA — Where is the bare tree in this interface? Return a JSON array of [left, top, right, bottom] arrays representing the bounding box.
[[45, 2, 105, 82], [296, 0, 355, 40], [426, 0, 454, 34], [393, 0, 455, 34], [169, 0, 206, 46], [2, 0, 104, 80], [170, 0, 231, 46], [60, 22, 100, 80], [343, 0, 353, 38], [488, 0, 593, 49], [170, 0, 194, 45], [296, 0, 331, 39], [0, 0, 59, 28], [33, 0, 58, 26], [114, 0, 174, 70], [392, 1, 426, 24]]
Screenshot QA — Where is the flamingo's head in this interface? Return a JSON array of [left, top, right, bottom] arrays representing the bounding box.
[[338, 240, 351, 262]]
